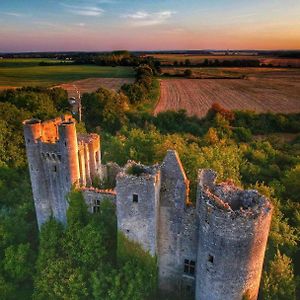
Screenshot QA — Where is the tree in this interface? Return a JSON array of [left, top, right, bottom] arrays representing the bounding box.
[[184, 69, 192, 77], [263, 250, 297, 300], [283, 164, 300, 202], [3, 243, 33, 283]]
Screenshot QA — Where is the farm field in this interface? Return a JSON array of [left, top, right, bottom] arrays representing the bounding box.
[[0, 58, 135, 89], [56, 77, 134, 98], [162, 67, 300, 79], [155, 69, 300, 118], [151, 53, 300, 67]]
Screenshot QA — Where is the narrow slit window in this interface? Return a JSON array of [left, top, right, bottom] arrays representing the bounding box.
[[133, 194, 138, 203], [53, 165, 57, 172], [95, 151, 99, 163], [184, 259, 195, 276], [208, 254, 214, 263]]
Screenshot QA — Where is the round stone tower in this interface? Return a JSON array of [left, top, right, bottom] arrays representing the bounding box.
[[23, 119, 52, 227], [58, 120, 80, 188], [196, 169, 273, 300]]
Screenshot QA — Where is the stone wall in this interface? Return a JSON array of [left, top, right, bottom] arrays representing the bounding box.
[[116, 162, 161, 256], [81, 187, 116, 213], [158, 150, 197, 297]]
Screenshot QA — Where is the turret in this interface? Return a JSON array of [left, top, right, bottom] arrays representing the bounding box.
[[87, 134, 101, 180], [58, 121, 80, 187], [196, 169, 273, 300], [23, 119, 51, 228]]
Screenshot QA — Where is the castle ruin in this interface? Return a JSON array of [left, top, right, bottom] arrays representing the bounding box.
[[23, 115, 273, 300]]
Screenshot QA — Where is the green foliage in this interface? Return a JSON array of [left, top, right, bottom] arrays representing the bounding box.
[[282, 164, 300, 202], [82, 87, 129, 133], [263, 250, 297, 300], [66, 190, 90, 227], [4, 243, 33, 283], [126, 164, 147, 176], [121, 65, 156, 106], [91, 233, 157, 300], [34, 258, 89, 300], [34, 192, 117, 299]]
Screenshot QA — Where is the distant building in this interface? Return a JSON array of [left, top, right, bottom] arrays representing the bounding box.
[[23, 115, 273, 300]]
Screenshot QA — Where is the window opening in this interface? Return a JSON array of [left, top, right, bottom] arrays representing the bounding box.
[[133, 194, 139, 203], [184, 259, 195, 276]]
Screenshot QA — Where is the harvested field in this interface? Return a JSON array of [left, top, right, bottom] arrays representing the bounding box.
[[55, 77, 134, 98], [155, 76, 300, 118], [151, 54, 300, 68]]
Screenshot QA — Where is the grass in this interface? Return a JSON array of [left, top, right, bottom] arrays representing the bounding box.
[[0, 58, 135, 88]]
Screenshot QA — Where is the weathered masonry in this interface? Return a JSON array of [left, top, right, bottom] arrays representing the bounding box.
[[23, 115, 273, 300], [23, 115, 102, 227]]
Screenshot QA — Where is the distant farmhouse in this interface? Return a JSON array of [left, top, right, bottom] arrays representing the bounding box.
[[23, 115, 273, 300]]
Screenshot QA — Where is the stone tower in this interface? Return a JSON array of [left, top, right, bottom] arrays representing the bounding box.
[[196, 169, 273, 300], [116, 161, 161, 256], [23, 115, 102, 228]]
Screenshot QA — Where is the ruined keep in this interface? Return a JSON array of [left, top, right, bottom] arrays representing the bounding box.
[[23, 115, 102, 227], [23, 116, 273, 300]]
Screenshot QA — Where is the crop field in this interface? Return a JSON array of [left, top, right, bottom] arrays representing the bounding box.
[[162, 67, 300, 79], [0, 58, 135, 89], [155, 69, 300, 118], [151, 54, 300, 67], [56, 77, 134, 98]]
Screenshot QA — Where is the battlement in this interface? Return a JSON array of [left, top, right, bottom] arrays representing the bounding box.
[[198, 169, 272, 216], [80, 186, 116, 195], [23, 114, 75, 144]]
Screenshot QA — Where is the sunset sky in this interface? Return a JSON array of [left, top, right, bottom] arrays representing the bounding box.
[[0, 0, 300, 52]]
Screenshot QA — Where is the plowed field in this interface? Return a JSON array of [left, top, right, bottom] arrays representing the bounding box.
[[155, 76, 300, 118], [56, 77, 134, 98]]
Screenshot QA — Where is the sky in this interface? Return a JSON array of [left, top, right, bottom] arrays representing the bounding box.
[[0, 0, 299, 52]]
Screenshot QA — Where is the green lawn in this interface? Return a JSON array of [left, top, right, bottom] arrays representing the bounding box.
[[0, 58, 135, 88]]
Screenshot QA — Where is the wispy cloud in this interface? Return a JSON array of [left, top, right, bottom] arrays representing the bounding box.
[[123, 10, 175, 27], [33, 21, 60, 28], [3, 12, 26, 17], [61, 3, 104, 16]]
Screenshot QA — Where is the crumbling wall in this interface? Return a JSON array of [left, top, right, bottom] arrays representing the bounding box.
[[195, 169, 273, 300], [116, 162, 161, 256], [158, 150, 197, 296], [81, 187, 116, 213]]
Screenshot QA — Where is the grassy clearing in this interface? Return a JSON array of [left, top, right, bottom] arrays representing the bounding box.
[[0, 58, 135, 88]]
